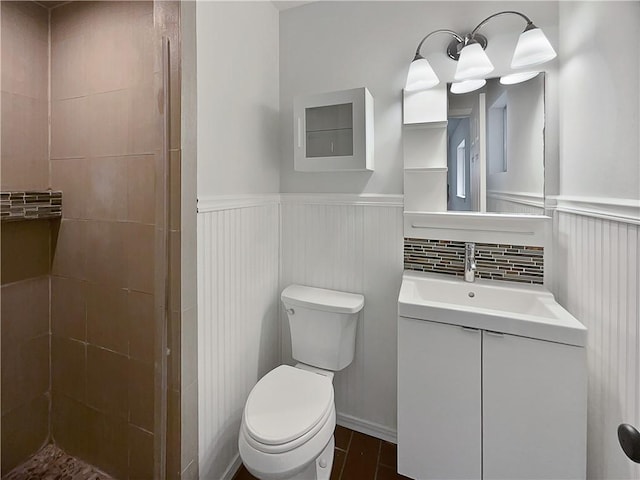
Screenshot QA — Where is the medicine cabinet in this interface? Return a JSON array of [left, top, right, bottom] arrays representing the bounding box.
[[293, 87, 374, 172]]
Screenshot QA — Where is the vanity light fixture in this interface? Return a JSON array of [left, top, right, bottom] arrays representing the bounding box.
[[405, 11, 556, 94]]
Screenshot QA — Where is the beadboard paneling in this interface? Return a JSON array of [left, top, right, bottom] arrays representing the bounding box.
[[280, 201, 404, 439], [197, 203, 280, 480], [553, 211, 639, 480]]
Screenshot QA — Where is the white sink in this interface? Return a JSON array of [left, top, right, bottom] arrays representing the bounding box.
[[398, 271, 586, 347]]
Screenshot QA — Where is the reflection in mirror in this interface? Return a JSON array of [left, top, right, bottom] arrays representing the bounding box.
[[447, 74, 545, 214]]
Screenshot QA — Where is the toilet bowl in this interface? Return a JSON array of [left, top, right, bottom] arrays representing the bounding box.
[[239, 365, 336, 480], [238, 285, 364, 480]]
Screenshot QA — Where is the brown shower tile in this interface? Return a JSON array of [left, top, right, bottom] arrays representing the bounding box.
[[83, 406, 129, 479], [51, 276, 87, 341], [129, 425, 154, 480], [87, 90, 130, 157], [0, 93, 48, 189], [1, 335, 49, 416], [51, 32, 88, 100], [51, 159, 87, 219], [168, 310, 181, 391], [85, 157, 128, 221], [341, 431, 380, 480], [129, 85, 160, 155], [85, 15, 151, 95], [127, 154, 157, 225], [128, 358, 155, 432], [128, 291, 155, 363], [1, 221, 51, 284], [93, 413, 129, 479], [84, 220, 126, 288], [170, 150, 182, 230], [51, 219, 87, 280], [52, 336, 86, 402], [0, 276, 49, 348], [127, 222, 155, 293], [169, 229, 181, 308], [0, 394, 49, 476], [86, 284, 128, 354], [86, 345, 128, 418], [51, 393, 91, 460], [0, 2, 48, 99], [166, 388, 181, 480], [50, 0, 91, 44], [51, 97, 88, 159]]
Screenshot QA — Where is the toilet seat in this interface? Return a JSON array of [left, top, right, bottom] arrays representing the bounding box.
[[243, 365, 334, 454]]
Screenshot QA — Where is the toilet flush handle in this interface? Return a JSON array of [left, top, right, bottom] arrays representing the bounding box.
[[285, 308, 295, 315]]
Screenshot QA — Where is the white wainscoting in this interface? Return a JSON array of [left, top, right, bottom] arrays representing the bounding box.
[[197, 199, 281, 480], [553, 210, 639, 480], [280, 195, 404, 442]]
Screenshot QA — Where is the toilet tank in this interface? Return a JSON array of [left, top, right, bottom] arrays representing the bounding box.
[[281, 285, 364, 371]]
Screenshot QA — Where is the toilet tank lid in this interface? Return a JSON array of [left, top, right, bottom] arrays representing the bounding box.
[[281, 285, 364, 314]]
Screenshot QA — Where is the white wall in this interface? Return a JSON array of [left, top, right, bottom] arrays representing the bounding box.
[[196, 1, 280, 197], [280, 196, 404, 440], [197, 202, 280, 480], [279, 1, 559, 194], [555, 2, 640, 478], [558, 1, 640, 202]]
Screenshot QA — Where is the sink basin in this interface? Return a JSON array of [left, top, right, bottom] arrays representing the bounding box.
[[398, 271, 586, 347]]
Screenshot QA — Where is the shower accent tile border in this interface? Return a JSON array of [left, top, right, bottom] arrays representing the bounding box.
[[1, 191, 62, 222], [404, 237, 544, 284]]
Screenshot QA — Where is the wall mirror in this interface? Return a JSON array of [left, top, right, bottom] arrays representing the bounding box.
[[446, 74, 545, 215]]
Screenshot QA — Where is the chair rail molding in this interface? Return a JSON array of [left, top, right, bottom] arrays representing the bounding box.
[[546, 195, 640, 225]]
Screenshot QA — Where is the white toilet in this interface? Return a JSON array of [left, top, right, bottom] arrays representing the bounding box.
[[238, 284, 364, 480]]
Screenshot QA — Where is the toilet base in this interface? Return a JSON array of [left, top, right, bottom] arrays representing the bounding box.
[[286, 435, 334, 480]]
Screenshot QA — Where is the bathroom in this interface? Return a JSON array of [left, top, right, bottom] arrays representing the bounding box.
[[1, 1, 639, 480]]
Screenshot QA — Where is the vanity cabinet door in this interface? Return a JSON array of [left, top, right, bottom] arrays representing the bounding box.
[[398, 317, 482, 480], [482, 332, 587, 480]]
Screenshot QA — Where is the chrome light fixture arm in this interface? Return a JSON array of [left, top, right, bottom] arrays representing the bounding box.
[[470, 10, 535, 38], [413, 29, 464, 61]]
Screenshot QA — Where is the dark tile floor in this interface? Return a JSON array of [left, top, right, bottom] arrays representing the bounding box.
[[234, 425, 410, 480], [3, 444, 112, 480]]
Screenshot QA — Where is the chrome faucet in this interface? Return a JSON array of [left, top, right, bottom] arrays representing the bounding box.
[[464, 242, 477, 283]]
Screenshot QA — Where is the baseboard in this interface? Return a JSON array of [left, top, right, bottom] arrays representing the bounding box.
[[222, 453, 243, 480], [336, 413, 397, 444]]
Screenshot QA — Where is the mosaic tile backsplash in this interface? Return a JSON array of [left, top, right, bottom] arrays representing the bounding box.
[[0, 191, 62, 221], [404, 238, 544, 284]]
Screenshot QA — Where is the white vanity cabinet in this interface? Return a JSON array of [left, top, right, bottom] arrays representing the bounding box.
[[293, 87, 374, 172], [398, 316, 587, 480]]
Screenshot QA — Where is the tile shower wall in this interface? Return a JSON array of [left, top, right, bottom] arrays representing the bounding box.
[[197, 201, 280, 480], [404, 238, 544, 284], [49, 2, 158, 478], [280, 197, 404, 440], [0, 2, 51, 474]]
